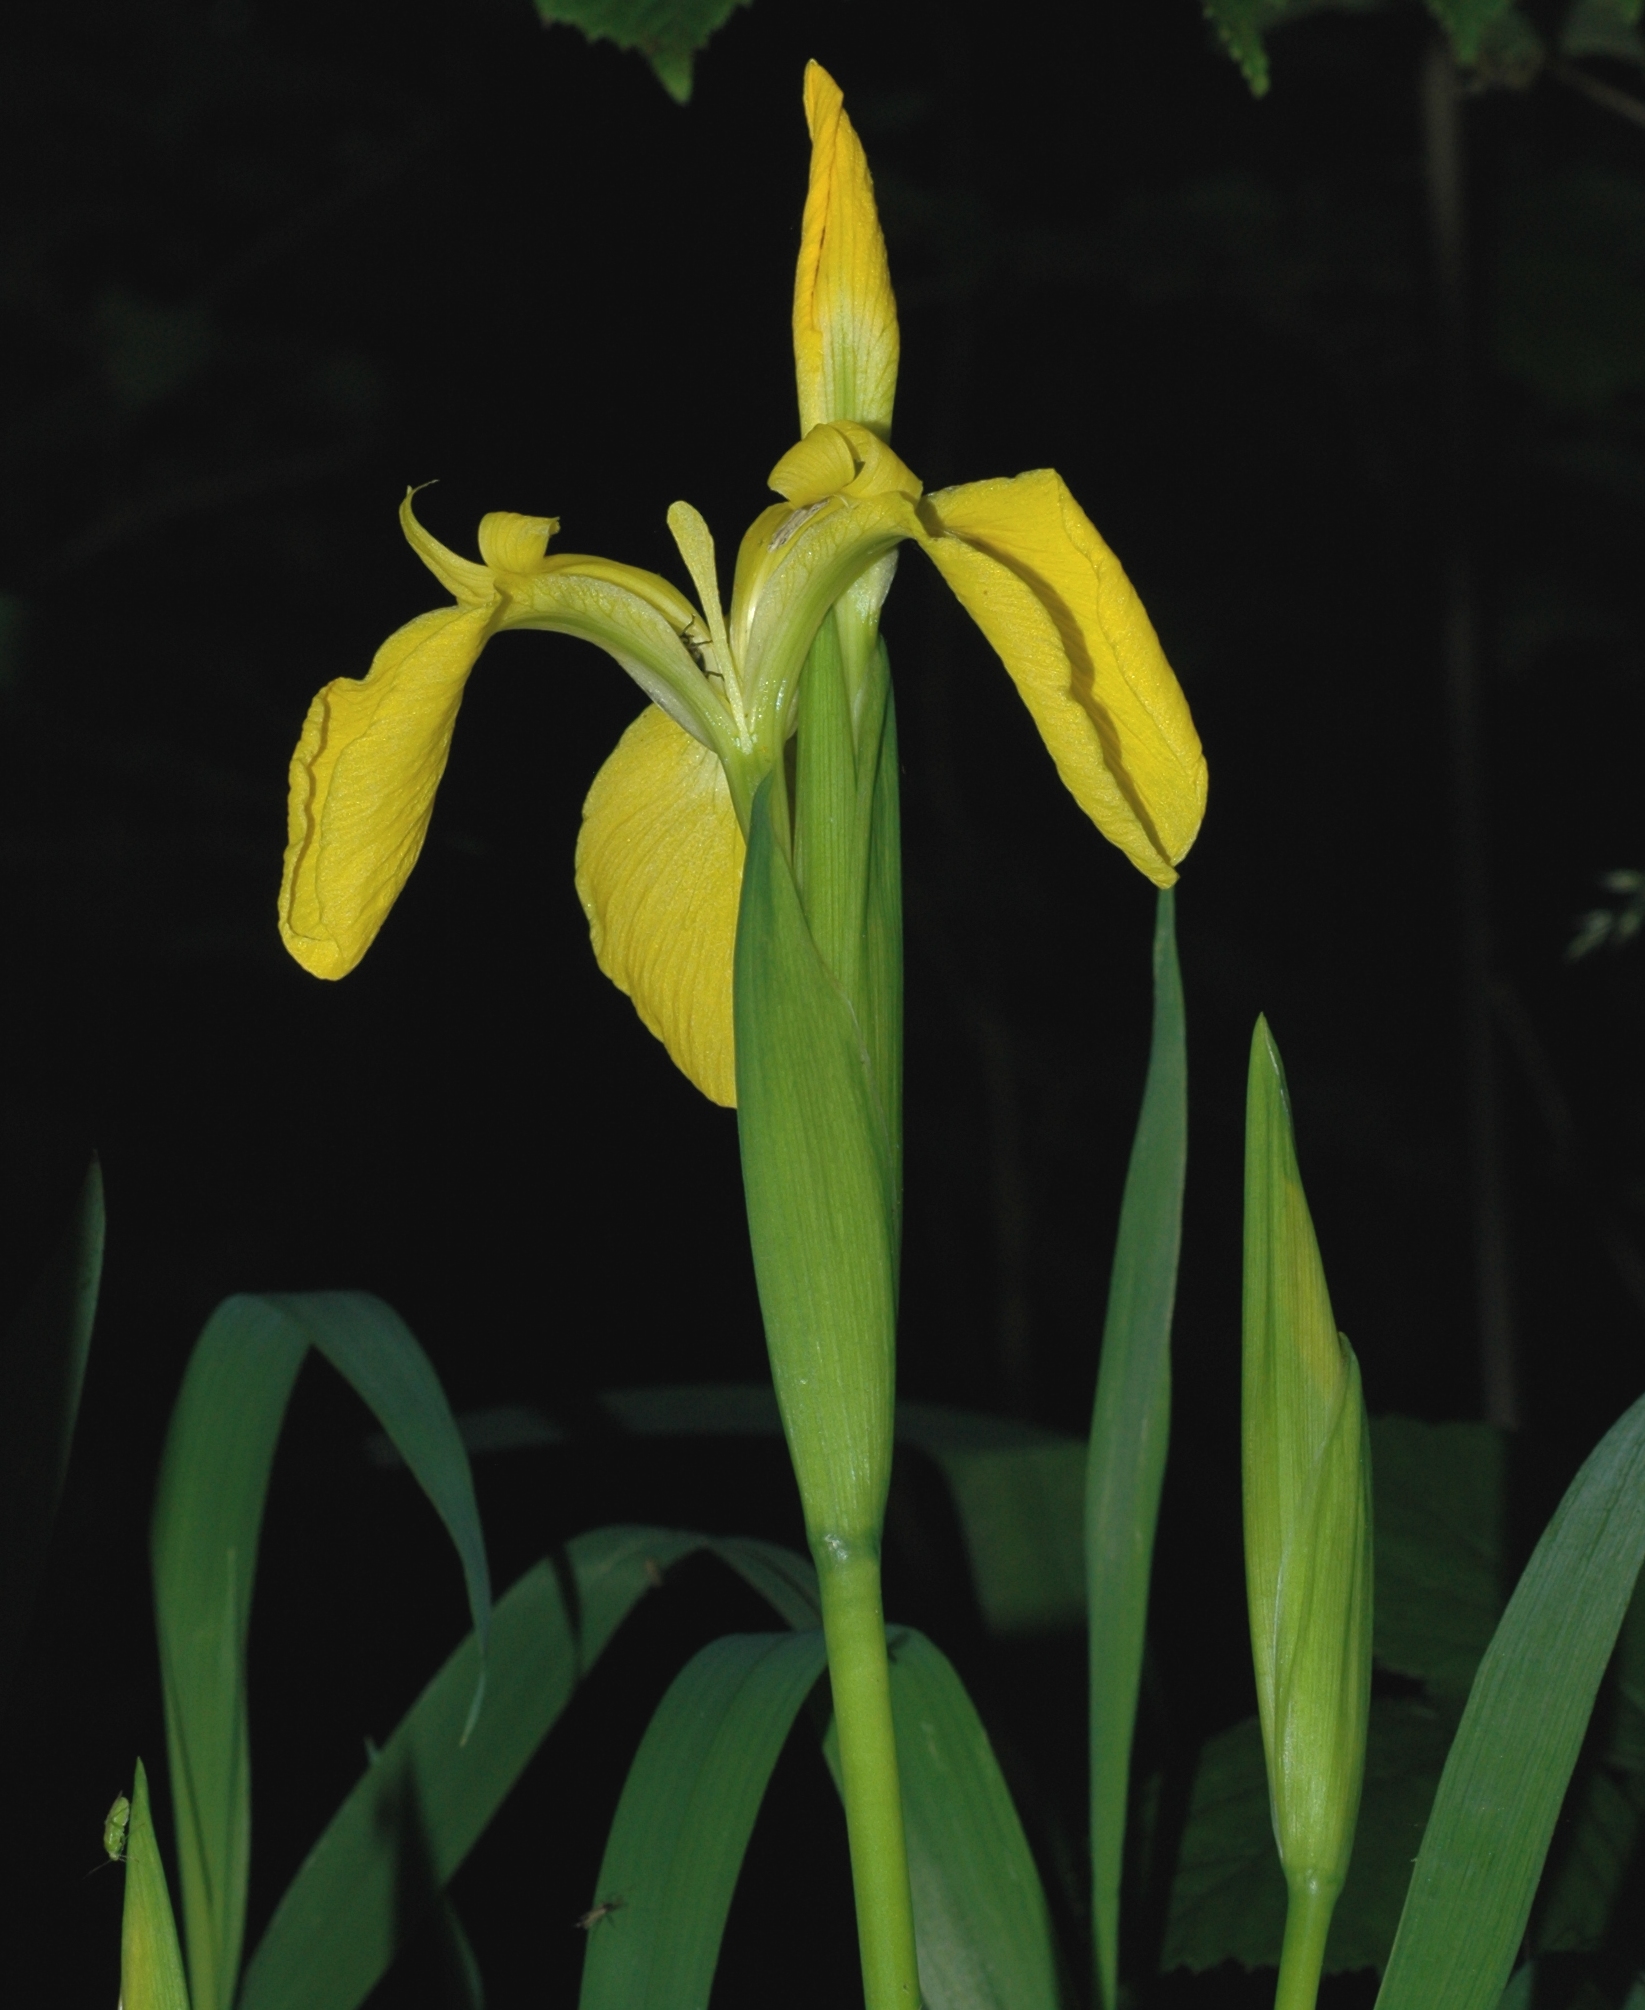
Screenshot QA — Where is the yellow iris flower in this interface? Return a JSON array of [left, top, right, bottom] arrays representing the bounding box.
[[278, 62, 1207, 1108]]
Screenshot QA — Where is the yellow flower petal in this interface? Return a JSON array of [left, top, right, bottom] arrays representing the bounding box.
[[916, 471, 1207, 884], [279, 601, 495, 978], [575, 704, 746, 1106], [793, 62, 899, 440]]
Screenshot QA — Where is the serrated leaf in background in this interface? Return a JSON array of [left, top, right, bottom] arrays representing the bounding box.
[[532, 0, 752, 102], [1201, 0, 1282, 95], [1370, 1416, 1506, 1699], [1160, 1698, 1453, 1975], [1425, 0, 1515, 62], [1560, 0, 1645, 67], [1533, 1765, 1645, 1954]]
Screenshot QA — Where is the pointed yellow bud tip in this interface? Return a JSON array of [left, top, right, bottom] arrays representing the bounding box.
[[794, 62, 900, 439]]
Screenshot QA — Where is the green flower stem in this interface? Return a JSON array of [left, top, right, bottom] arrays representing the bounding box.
[[1273, 1880, 1336, 2010], [817, 1543, 921, 2010]]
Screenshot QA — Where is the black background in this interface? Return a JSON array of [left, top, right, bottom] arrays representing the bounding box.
[[2, 0, 1643, 2002]]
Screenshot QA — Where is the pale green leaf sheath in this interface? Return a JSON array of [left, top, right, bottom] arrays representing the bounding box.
[[1244, 1021, 1373, 2010]]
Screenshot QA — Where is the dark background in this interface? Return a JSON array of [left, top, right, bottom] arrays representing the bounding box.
[[2, 0, 1643, 2002]]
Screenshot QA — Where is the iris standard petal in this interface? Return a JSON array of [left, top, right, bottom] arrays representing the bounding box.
[[793, 62, 899, 440], [279, 600, 495, 978], [917, 471, 1207, 885], [575, 703, 745, 1107]]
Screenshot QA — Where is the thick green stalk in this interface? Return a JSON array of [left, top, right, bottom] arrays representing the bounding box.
[[1273, 1881, 1336, 2010], [818, 1545, 920, 2010]]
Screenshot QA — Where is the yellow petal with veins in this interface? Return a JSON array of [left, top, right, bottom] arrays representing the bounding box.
[[794, 62, 899, 439], [575, 704, 745, 1107], [279, 600, 496, 978], [917, 471, 1207, 885]]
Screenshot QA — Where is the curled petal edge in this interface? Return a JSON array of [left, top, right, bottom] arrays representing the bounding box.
[[279, 601, 495, 979]]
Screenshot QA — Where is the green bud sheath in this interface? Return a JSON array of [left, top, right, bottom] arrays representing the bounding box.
[[1243, 1019, 1373, 2010]]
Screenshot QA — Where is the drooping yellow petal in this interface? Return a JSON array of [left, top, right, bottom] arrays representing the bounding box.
[[794, 62, 899, 440], [279, 600, 496, 978], [575, 704, 746, 1106], [916, 471, 1207, 884]]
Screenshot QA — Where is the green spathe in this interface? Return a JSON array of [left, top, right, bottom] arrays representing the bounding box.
[[1243, 1019, 1373, 2010]]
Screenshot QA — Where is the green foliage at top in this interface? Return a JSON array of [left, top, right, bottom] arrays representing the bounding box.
[[1200, 0, 1643, 93], [1424, 0, 1515, 62], [532, 0, 752, 102]]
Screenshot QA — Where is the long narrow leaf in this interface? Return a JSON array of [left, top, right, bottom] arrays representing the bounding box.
[[1086, 889, 1185, 2010], [122, 1758, 192, 2010], [240, 1527, 820, 2010], [0, 1156, 103, 1701], [847, 1629, 1061, 2010], [265, 1291, 492, 1718], [577, 1630, 831, 2010], [151, 1292, 487, 2010], [1376, 1387, 1645, 2010]]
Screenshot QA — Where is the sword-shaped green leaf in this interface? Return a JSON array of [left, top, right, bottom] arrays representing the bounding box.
[[239, 1527, 818, 2010], [122, 1758, 191, 2010], [1376, 1386, 1645, 2010], [151, 1292, 489, 2010], [578, 1630, 831, 2010], [1087, 890, 1185, 2010]]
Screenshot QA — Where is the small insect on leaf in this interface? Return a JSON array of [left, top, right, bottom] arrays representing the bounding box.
[[575, 1895, 626, 1932], [103, 1793, 131, 1863], [642, 1556, 665, 1591]]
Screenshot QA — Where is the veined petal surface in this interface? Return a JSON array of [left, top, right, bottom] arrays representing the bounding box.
[[794, 62, 899, 439], [917, 471, 1207, 885], [575, 704, 745, 1107], [279, 601, 495, 978]]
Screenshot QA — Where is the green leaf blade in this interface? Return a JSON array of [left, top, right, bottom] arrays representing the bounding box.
[[577, 1630, 830, 2010], [1376, 1388, 1645, 2010], [123, 1758, 193, 2010], [151, 1291, 489, 2010], [1087, 889, 1186, 2009], [879, 1630, 1062, 2010], [266, 1292, 492, 1705], [242, 1527, 703, 2010]]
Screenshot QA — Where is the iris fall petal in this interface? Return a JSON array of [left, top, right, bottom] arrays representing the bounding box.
[[575, 704, 745, 1107], [916, 471, 1207, 884], [279, 600, 495, 978]]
